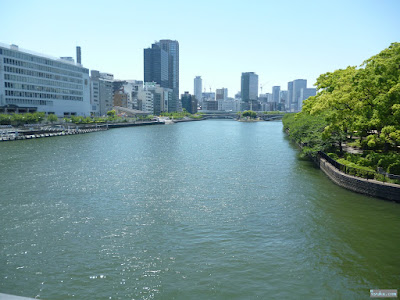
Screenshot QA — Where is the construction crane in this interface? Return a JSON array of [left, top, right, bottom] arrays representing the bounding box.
[[260, 81, 270, 95]]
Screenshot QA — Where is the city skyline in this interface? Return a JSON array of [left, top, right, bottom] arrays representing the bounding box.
[[1, 0, 400, 96]]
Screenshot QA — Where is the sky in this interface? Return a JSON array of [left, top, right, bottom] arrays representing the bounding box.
[[1, 0, 400, 98]]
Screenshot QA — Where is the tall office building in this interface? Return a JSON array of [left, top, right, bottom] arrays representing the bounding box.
[[0, 43, 90, 116], [241, 72, 258, 111], [216, 88, 228, 101], [287, 81, 293, 111], [181, 91, 197, 114], [293, 79, 307, 103], [272, 86, 281, 103], [194, 76, 202, 102], [142, 82, 173, 115], [279, 90, 288, 111], [144, 39, 179, 112], [292, 79, 307, 112], [144, 43, 169, 88], [287, 79, 316, 112], [90, 70, 114, 116], [299, 87, 316, 110]]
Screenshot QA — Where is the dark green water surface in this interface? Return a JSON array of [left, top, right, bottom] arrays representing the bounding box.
[[0, 120, 399, 299]]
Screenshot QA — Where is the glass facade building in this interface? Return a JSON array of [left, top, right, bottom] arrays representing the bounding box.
[[241, 72, 258, 101], [272, 86, 281, 103], [144, 44, 169, 89], [143, 39, 180, 112], [241, 72, 259, 110]]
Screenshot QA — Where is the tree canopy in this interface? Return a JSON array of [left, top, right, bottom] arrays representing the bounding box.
[[242, 110, 257, 118], [299, 42, 400, 152]]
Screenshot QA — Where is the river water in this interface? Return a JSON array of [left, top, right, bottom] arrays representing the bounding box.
[[0, 120, 399, 299]]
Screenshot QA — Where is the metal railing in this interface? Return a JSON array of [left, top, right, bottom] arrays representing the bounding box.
[[377, 167, 400, 180], [318, 151, 376, 180]]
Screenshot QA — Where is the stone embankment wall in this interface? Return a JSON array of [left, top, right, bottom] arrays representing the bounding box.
[[319, 157, 400, 202]]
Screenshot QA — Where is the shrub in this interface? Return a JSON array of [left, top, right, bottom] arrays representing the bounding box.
[[388, 162, 400, 175], [327, 153, 339, 160]]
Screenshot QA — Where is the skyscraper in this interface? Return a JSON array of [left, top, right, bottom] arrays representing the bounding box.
[[287, 81, 293, 111], [279, 90, 288, 111], [292, 79, 307, 111], [287, 79, 316, 112], [144, 39, 179, 112], [181, 91, 197, 114], [299, 87, 316, 110], [158, 39, 179, 111], [241, 72, 258, 110], [144, 43, 169, 88], [194, 76, 202, 103], [272, 86, 281, 103]]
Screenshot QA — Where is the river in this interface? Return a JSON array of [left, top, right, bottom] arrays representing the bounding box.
[[0, 120, 399, 299]]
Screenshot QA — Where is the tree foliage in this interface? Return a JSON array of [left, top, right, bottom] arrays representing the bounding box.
[[284, 41, 400, 181], [47, 114, 58, 123], [300, 42, 400, 152], [242, 110, 257, 118], [0, 112, 46, 126], [107, 109, 116, 117]]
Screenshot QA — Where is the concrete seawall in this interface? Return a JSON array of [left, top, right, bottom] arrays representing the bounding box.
[[318, 157, 400, 202]]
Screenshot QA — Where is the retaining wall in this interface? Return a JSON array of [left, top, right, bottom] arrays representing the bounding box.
[[319, 157, 400, 202]]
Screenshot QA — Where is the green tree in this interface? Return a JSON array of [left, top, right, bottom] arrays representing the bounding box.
[[300, 42, 400, 153], [0, 114, 11, 125], [47, 114, 58, 123], [11, 114, 25, 126], [107, 109, 116, 117], [242, 110, 257, 118]]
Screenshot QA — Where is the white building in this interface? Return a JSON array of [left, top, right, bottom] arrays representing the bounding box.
[[219, 97, 239, 112], [137, 86, 154, 114], [90, 80, 100, 116], [143, 82, 173, 115], [90, 70, 114, 116], [0, 43, 90, 116], [124, 80, 143, 110], [194, 76, 202, 103]]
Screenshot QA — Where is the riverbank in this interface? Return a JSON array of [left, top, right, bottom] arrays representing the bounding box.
[[0, 121, 164, 142], [172, 118, 205, 123], [284, 128, 400, 202], [318, 154, 400, 202]]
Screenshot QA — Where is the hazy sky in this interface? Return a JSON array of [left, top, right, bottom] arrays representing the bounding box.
[[1, 0, 399, 97]]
